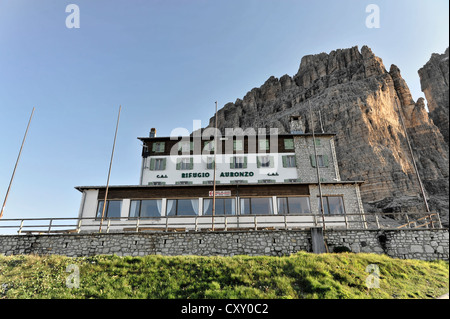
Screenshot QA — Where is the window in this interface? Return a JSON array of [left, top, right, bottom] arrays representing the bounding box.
[[231, 180, 248, 184], [204, 140, 215, 152], [240, 197, 273, 215], [206, 157, 214, 170], [96, 200, 122, 219], [175, 181, 193, 185], [152, 142, 165, 153], [314, 139, 321, 146], [203, 180, 220, 185], [177, 158, 193, 170], [318, 196, 345, 215], [233, 139, 244, 151], [284, 138, 294, 150], [231, 156, 247, 169], [282, 155, 296, 168], [167, 199, 199, 216], [284, 179, 301, 183], [258, 179, 275, 184], [277, 197, 311, 214], [203, 198, 236, 215], [259, 139, 269, 151], [150, 158, 166, 171], [129, 200, 162, 218], [310, 155, 329, 168], [257, 155, 273, 168], [178, 141, 193, 153], [149, 182, 166, 186]]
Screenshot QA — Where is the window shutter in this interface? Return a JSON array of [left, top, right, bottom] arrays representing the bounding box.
[[176, 159, 181, 170], [159, 142, 165, 152], [230, 157, 235, 169], [323, 155, 329, 167], [269, 156, 274, 168], [150, 158, 156, 170], [282, 156, 287, 168], [310, 155, 316, 168], [243, 157, 248, 169], [257, 156, 261, 168], [152, 143, 157, 152], [190, 141, 194, 151], [161, 158, 166, 170], [189, 158, 194, 170], [315, 139, 321, 146]]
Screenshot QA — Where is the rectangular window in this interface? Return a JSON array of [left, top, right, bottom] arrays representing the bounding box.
[[259, 139, 269, 151], [282, 155, 296, 168], [129, 200, 162, 218], [96, 200, 122, 219], [175, 181, 193, 185], [204, 140, 215, 152], [240, 197, 273, 215], [277, 197, 311, 214], [284, 179, 301, 183], [178, 141, 193, 153], [318, 196, 345, 215], [152, 142, 165, 153], [233, 139, 244, 151], [149, 182, 166, 186], [203, 198, 236, 215], [177, 158, 193, 170], [203, 180, 220, 185], [284, 138, 294, 150], [231, 180, 248, 184], [258, 179, 275, 184], [314, 138, 321, 146], [150, 158, 166, 171], [310, 155, 329, 168], [257, 155, 273, 168], [167, 199, 199, 216], [231, 156, 247, 169]]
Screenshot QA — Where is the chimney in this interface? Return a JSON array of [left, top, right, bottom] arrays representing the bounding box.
[[150, 128, 156, 138], [289, 116, 305, 134]]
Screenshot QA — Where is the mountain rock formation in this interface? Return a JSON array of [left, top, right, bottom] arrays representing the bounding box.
[[207, 46, 449, 226]]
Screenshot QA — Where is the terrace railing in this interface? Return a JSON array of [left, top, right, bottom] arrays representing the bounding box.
[[0, 211, 443, 235]]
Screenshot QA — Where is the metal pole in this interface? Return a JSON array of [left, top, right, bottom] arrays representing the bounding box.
[[309, 102, 327, 233], [393, 98, 431, 216], [99, 105, 121, 233], [1, 107, 35, 219], [212, 101, 218, 231]]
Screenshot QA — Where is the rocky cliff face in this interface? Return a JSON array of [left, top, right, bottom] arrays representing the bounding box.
[[207, 46, 449, 226], [419, 48, 449, 146]]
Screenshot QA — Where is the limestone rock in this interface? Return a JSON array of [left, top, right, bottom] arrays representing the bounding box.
[[206, 46, 449, 225], [419, 48, 449, 145]]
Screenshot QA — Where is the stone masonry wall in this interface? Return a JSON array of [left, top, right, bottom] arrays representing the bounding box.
[[0, 229, 448, 261]]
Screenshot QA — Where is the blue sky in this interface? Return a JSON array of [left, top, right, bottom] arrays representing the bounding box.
[[0, 0, 448, 220]]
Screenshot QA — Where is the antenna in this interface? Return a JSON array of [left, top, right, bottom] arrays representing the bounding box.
[[99, 105, 122, 232], [1, 107, 35, 219]]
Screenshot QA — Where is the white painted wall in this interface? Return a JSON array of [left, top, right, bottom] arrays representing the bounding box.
[[141, 153, 299, 185]]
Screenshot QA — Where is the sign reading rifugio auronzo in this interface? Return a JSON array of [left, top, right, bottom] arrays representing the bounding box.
[[181, 171, 255, 178]]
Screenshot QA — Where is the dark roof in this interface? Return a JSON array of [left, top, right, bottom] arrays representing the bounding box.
[[138, 132, 337, 142], [75, 180, 364, 192]]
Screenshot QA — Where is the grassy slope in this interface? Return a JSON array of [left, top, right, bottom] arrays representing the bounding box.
[[0, 252, 448, 299]]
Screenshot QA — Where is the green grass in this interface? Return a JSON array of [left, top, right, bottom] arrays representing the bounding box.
[[0, 252, 448, 299]]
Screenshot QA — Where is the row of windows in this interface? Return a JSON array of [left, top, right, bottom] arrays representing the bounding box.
[[150, 138, 303, 153], [96, 196, 345, 219], [148, 179, 301, 186], [147, 155, 329, 171]]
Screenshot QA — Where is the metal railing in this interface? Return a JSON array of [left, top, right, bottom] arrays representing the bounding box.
[[0, 211, 443, 235]]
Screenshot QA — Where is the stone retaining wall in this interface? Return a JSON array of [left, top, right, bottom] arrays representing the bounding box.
[[0, 228, 448, 261]]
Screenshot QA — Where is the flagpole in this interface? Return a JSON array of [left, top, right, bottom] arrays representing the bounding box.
[[99, 105, 121, 232], [212, 101, 218, 231], [1, 107, 35, 219]]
